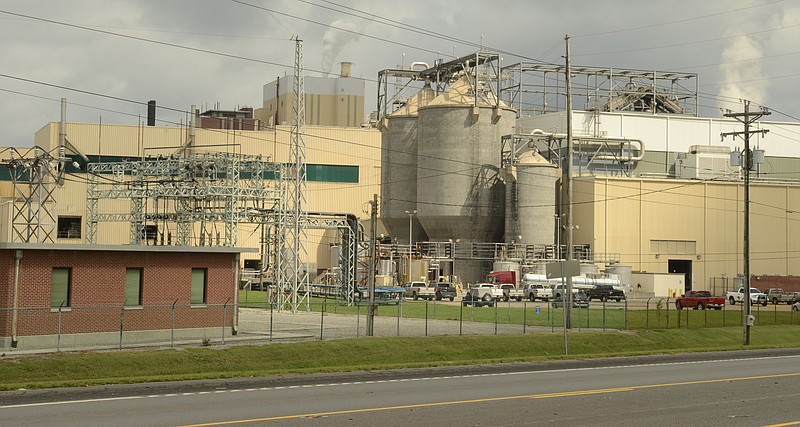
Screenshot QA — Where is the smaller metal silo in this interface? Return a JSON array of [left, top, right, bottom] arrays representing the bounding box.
[[505, 150, 560, 245]]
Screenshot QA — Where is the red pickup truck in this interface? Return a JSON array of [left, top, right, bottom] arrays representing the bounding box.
[[675, 290, 725, 310]]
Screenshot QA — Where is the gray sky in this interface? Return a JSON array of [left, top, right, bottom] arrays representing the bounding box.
[[1, 0, 798, 147]]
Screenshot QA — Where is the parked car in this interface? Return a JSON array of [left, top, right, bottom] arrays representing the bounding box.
[[500, 284, 524, 302], [675, 290, 725, 310], [551, 291, 589, 309], [462, 285, 499, 307], [764, 288, 796, 305], [726, 287, 768, 306], [585, 284, 626, 302], [793, 301, 800, 312], [432, 282, 456, 301], [403, 281, 434, 300], [522, 283, 551, 302]]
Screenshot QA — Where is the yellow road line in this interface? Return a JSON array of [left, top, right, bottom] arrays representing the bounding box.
[[178, 372, 800, 426]]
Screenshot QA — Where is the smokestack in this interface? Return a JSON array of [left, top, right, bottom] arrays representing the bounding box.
[[147, 100, 156, 126], [340, 62, 352, 78]]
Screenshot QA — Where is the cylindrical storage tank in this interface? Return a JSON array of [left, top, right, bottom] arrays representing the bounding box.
[[605, 265, 632, 286], [416, 77, 515, 242], [380, 85, 435, 243], [505, 150, 560, 244], [377, 259, 395, 276], [580, 263, 599, 275], [493, 260, 520, 274], [407, 258, 430, 283], [456, 259, 493, 287]]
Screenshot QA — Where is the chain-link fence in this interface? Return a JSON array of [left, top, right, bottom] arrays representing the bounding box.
[[2, 295, 797, 353]]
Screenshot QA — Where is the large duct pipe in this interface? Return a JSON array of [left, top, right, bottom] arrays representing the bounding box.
[[10, 249, 21, 347], [59, 98, 67, 160], [147, 100, 156, 126], [340, 62, 352, 78], [530, 129, 645, 162], [409, 62, 430, 71], [188, 104, 196, 154]]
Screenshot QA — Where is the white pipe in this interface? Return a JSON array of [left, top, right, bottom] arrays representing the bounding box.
[[529, 129, 645, 162], [11, 249, 21, 348], [232, 253, 239, 336], [409, 62, 430, 71]]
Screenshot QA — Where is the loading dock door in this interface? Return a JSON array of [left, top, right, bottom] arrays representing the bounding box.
[[668, 259, 692, 292]]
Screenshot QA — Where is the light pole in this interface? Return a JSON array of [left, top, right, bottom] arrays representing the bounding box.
[[405, 210, 417, 282]]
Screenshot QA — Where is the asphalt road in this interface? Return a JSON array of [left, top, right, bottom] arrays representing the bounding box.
[[2, 349, 800, 426]]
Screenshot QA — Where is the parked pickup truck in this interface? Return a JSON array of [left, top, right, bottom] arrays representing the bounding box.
[[585, 284, 626, 302], [463, 283, 503, 305], [462, 284, 503, 307], [675, 290, 725, 310], [726, 287, 768, 306], [500, 284, 524, 302], [522, 283, 552, 302], [403, 281, 435, 300], [432, 282, 457, 301], [764, 288, 796, 305]]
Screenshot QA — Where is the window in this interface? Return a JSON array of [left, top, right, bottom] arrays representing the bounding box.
[[57, 216, 82, 239], [51, 268, 72, 308], [125, 268, 143, 306], [191, 268, 207, 305]]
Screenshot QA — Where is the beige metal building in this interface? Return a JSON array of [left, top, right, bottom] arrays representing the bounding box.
[[0, 121, 381, 273], [256, 62, 366, 128]]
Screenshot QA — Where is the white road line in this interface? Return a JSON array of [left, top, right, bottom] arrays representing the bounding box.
[[1, 354, 797, 410]]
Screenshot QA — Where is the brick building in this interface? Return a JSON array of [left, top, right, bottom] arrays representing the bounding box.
[[0, 243, 253, 350]]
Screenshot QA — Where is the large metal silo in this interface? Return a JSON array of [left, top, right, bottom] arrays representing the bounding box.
[[505, 150, 560, 245], [416, 77, 515, 242], [380, 85, 435, 243]]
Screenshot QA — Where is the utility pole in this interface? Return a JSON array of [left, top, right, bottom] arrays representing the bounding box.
[[366, 194, 378, 336], [722, 100, 769, 346], [564, 34, 574, 329]]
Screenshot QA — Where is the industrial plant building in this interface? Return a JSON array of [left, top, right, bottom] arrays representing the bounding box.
[[2, 51, 800, 349]]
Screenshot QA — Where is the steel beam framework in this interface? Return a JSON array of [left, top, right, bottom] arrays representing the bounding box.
[[500, 63, 698, 119]]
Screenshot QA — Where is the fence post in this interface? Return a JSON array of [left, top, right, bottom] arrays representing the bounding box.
[[624, 298, 628, 330], [222, 298, 229, 345], [722, 301, 726, 327], [645, 297, 651, 330], [171, 300, 177, 347], [666, 297, 670, 329], [119, 302, 125, 350], [774, 302, 778, 325], [494, 300, 498, 335], [57, 301, 64, 353], [425, 300, 429, 337], [356, 301, 361, 338], [397, 301, 401, 336], [320, 300, 325, 340], [602, 299, 606, 331], [523, 301, 527, 334], [269, 301, 274, 342], [459, 301, 463, 336]]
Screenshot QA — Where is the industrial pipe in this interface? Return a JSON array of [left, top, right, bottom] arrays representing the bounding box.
[[11, 249, 22, 348]]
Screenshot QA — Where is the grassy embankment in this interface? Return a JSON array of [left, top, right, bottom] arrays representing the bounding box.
[[2, 325, 799, 391]]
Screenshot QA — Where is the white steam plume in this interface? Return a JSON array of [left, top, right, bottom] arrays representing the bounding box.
[[321, 19, 366, 76]]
